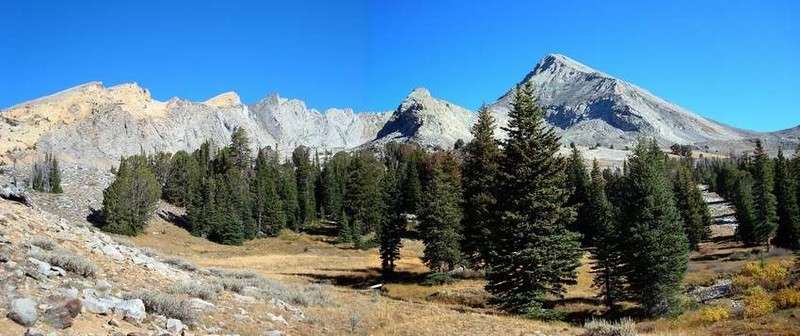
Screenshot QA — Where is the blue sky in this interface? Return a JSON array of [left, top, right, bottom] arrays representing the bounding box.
[[1, 1, 797, 131]]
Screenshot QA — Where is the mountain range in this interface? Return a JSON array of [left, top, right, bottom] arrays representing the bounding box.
[[1, 54, 797, 167]]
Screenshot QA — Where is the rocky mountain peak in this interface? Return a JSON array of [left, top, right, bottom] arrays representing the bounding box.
[[407, 87, 432, 99], [204, 91, 242, 107]]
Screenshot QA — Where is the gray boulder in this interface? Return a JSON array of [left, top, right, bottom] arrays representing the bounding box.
[[165, 318, 184, 335], [8, 297, 39, 326], [42, 298, 81, 329], [688, 279, 732, 303], [114, 298, 146, 322]]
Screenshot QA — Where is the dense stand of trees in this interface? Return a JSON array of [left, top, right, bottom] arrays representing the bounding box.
[[31, 152, 63, 193], [98, 92, 800, 319]]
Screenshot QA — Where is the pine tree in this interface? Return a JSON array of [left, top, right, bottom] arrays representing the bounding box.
[[750, 140, 778, 245], [673, 162, 711, 250], [293, 146, 316, 226], [320, 152, 350, 222], [588, 160, 626, 310], [207, 170, 246, 245], [418, 155, 463, 272], [252, 148, 286, 236], [461, 104, 500, 267], [772, 148, 800, 249], [566, 143, 591, 243], [734, 171, 759, 245], [620, 140, 688, 316], [278, 162, 300, 231], [402, 162, 422, 214], [186, 173, 216, 237], [48, 153, 63, 193], [230, 127, 252, 174], [100, 155, 161, 236], [162, 151, 200, 207], [485, 83, 582, 317], [379, 168, 404, 273], [344, 151, 384, 235]]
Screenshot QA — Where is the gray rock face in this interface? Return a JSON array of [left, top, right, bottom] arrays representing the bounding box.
[[8, 297, 39, 326]]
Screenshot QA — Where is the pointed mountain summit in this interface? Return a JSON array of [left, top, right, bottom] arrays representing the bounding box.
[[373, 87, 474, 149], [489, 53, 749, 148]]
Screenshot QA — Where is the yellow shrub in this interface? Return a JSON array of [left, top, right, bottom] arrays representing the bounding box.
[[732, 275, 757, 294], [736, 261, 791, 290], [696, 305, 730, 324], [774, 288, 800, 309], [743, 286, 776, 318]]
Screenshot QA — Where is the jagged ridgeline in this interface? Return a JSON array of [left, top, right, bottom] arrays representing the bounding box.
[[2, 54, 797, 168]]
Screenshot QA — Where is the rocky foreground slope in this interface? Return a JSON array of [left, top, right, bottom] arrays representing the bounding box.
[[1, 54, 797, 167]]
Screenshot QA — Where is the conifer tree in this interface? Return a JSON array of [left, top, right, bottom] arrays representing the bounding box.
[[734, 171, 759, 245], [229, 127, 252, 174], [418, 155, 463, 272], [402, 162, 422, 214], [186, 173, 216, 237], [207, 169, 246, 245], [48, 153, 63, 194], [485, 83, 582, 317], [252, 148, 286, 236], [163, 151, 200, 207], [566, 143, 591, 243], [673, 163, 711, 250], [100, 155, 161, 236], [461, 104, 500, 266], [379, 168, 404, 273], [750, 140, 778, 245], [320, 152, 350, 221], [620, 140, 688, 316], [293, 146, 316, 226], [278, 163, 300, 231], [772, 148, 800, 249], [344, 151, 384, 234], [588, 160, 626, 310]]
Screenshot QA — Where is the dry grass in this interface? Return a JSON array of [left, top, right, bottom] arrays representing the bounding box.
[[29, 247, 98, 277], [28, 237, 57, 250], [125, 289, 195, 322], [169, 280, 221, 301], [743, 286, 775, 318], [583, 318, 637, 336], [695, 304, 730, 324], [162, 256, 199, 272]]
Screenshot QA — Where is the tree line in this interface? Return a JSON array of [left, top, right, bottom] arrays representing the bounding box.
[[97, 82, 799, 319]]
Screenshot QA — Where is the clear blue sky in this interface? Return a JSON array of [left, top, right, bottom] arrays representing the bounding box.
[[1, 1, 797, 131]]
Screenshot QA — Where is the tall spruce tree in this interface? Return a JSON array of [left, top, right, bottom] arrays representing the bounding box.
[[293, 146, 317, 226], [620, 140, 688, 316], [588, 160, 626, 310], [252, 148, 286, 236], [485, 83, 582, 317], [418, 154, 463, 272], [379, 167, 404, 273], [100, 155, 161, 236], [772, 148, 800, 249], [566, 143, 592, 244], [461, 104, 500, 266], [278, 162, 300, 231], [162, 151, 200, 207], [750, 140, 778, 245], [673, 163, 711, 250], [402, 162, 422, 215], [48, 153, 63, 194], [344, 151, 384, 235], [229, 127, 252, 174], [734, 171, 760, 245]]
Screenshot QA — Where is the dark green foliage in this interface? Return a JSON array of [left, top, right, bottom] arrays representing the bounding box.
[[619, 140, 688, 317], [588, 160, 627, 310], [229, 127, 252, 174], [293, 146, 316, 226], [162, 151, 200, 207], [206, 169, 247, 245], [402, 160, 422, 214], [672, 163, 711, 250], [419, 153, 463, 272], [379, 167, 404, 273], [772, 148, 800, 249], [461, 105, 500, 267], [566, 143, 591, 244], [30, 152, 63, 193], [100, 155, 161, 236], [320, 152, 350, 222], [251, 148, 286, 236], [733, 171, 759, 244], [750, 140, 778, 245], [148, 152, 174, 188], [423, 272, 455, 286], [344, 151, 384, 235], [485, 84, 582, 317], [669, 143, 693, 157], [278, 162, 300, 231]]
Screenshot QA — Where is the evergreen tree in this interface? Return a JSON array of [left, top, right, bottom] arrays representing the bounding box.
[[620, 140, 688, 316], [162, 151, 200, 207], [344, 151, 384, 235], [734, 171, 759, 245], [320, 152, 350, 222], [402, 162, 422, 214], [252, 148, 286, 236], [566, 143, 591, 243], [379, 167, 404, 273], [48, 153, 63, 194], [293, 146, 317, 226], [100, 155, 161, 236], [772, 148, 800, 249], [278, 162, 300, 231], [229, 127, 252, 174], [673, 163, 711, 250], [186, 173, 216, 237], [461, 104, 500, 267], [418, 156, 463, 272], [750, 140, 778, 245], [485, 83, 582, 317], [207, 169, 246, 245], [587, 160, 626, 310]]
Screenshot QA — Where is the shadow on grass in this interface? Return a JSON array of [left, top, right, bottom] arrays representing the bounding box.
[[285, 267, 428, 289], [158, 209, 190, 230]]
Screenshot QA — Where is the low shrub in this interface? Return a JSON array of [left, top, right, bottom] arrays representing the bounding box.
[[162, 256, 199, 272], [696, 305, 730, 324], [29, 248, 98, 277], [737, 261, 791, 291], [125, 290, 194, 322], [774, 288, 800, 309], [28, 238, 57, 251], [285, 283, 331, 307], [170, 280, 221, 301], [423, 272, 455, 286], [583, 317, 637, 336], [743, 286, 775, 318]]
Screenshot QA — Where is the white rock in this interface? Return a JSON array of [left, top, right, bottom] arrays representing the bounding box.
[[165, 318, 184, 335], [8, 298, 39, 326], [113, 299, 146, 322], [267, 313, 288, 326]]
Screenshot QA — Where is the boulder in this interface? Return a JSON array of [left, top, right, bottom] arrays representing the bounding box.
[[42, 298, 81, 329], [688, 279, 733, 303], [188, 298, 215, 311], [82, 297, 114, 315], [0, 184, 30, 206], [165, 318, 184, 335], [8, 297, 39, 326], [114, 299, 146, 322]]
